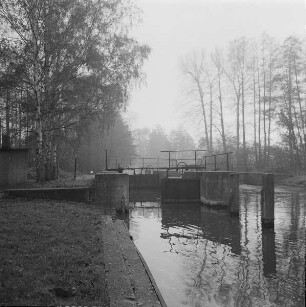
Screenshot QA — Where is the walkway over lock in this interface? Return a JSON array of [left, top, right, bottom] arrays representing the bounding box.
[[105, 149, 234, 174]]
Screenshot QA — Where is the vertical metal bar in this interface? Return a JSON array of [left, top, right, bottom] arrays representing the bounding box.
[[214, 155, 217, 171], [205, 157, 207, 170], [74, 157, 77, 180], [195, 150, 197, 172], [226, 153, 229, 171], [168, 152, 171, 168], [105, 150, 108, 170]]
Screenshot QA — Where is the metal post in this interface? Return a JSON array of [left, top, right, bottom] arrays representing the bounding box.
[[214, 155, 217, 171], [226, 153, 229, 171], [74, 156, 77, 180], [194, 150, 197, 172], [205, 157, 207, 170], [168, 152, 171, 168], [105, 150, 108, 170]]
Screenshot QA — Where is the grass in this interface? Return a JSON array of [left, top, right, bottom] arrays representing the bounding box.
[[13, 173, 95, 189], [0, 199, 109, 306]]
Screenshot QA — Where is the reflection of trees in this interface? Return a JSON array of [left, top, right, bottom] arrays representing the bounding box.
[[130, 188, 305, 306], [278, 192, 305, 304], [161, 202, 241, 305]]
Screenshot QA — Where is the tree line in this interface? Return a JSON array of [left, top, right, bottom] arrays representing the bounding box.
[[0, 0, 150, 181], [180, 34, 306, 172], [133, 125, 195, 159]]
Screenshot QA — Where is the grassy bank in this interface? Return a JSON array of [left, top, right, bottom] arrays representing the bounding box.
[[0, 199, 109, 306]]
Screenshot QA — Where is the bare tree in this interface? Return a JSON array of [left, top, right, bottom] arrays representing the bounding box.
[[211, 48, 227, 152], [180, 51, 210, 151]]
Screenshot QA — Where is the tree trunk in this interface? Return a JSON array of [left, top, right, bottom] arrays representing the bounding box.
[[257, 64, 262, 167], [252, 64, 258, 167], [209, 83, 213, 151], [197, 80, 210, 151]]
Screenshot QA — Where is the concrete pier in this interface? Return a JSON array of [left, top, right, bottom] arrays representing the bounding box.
[[200, 172, 239, 213], [261, 173, 274, 227], [229, 173, 239, 215], [95, 172, 129, 213]]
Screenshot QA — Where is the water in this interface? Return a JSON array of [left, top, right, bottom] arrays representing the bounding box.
[[128, 186, 305, 307]]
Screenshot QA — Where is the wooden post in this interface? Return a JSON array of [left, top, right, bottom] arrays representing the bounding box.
[[261, 173, 274, 228]]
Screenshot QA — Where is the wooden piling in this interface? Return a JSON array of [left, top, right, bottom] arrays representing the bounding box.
[[261, 173, 274, 227]]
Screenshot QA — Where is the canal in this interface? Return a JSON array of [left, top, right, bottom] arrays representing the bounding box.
[[128, 186, 305, 307]]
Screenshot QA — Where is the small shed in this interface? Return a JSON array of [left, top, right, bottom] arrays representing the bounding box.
[[0, 148, 28, 187]]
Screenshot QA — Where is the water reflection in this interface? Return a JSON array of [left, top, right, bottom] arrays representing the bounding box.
[[129, 187, 305, 307]]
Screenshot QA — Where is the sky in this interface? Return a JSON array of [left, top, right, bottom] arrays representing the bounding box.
[[124, 0, 306, 140]]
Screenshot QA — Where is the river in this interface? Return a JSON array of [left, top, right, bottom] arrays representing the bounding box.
[[128, 185, 305, 307]]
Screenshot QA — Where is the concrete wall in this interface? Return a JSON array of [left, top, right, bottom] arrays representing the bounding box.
[[129, 174, 160, 189], [182, 171, 204, 180], [0, 149, 28, 187], [95, 172, 129, 212], [199, 172, 239, 213], [4, 187, 91, 202], [161, 178, 200, 203]]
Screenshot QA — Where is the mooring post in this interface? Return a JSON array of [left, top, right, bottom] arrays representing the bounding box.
[[229, 173, 239, 216], [261, 173, 274, 228]]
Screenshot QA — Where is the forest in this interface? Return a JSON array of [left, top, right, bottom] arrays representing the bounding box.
[[0, 1, 305, 180], [179, 34, 306, 172], [0, 0, 150, 181]]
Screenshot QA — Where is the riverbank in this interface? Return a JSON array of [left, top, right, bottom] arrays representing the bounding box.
[[278, 173, 306, 188], [0, 199, 108, 306]]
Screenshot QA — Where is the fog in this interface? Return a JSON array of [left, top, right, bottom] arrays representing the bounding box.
[[125, 0, 305, 142]]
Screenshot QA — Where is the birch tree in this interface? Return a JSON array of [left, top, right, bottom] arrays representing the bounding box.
[[0, 0, 150, 181]]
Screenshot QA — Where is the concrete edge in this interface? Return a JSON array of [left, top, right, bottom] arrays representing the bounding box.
[[134, 245, 168, 307], [114, 220, 167, 307], [101, 215, 136, 307]]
